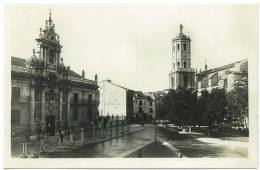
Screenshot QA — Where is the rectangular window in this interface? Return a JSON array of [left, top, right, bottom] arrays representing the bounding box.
[[35, 89, 41, 102], [11, 109, 20, 125], [62, 92, 68, 102], [12, 87, 20, 100], [177, 44, 180, 50], [74, 93, 78, 103], [88, 108, 93, 120], [149, 101, 152, 106], [139, 101, 142, 105], [88, 94, 92, 104], [49, 90, 55, 101], [73, 108, 78, 121], [184, 44, 186, 51], [45, 91, 49, 101]]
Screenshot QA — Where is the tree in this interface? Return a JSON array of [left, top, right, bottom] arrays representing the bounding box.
[[207, 88, 227, 128], [197, 89, 209, 126], [163, 87, 198, 127], [226, 76, 248, 130]]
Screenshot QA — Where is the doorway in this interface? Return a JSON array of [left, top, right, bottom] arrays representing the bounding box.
[[46, 115, 55, 136]]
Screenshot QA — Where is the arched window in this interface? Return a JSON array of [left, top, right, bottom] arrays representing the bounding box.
[[88, 94, 92, 104], [49, 49, 55, 64], [184, 61, 186, 68], [49, 90, 55, 101], [139, 107, 143, 113]]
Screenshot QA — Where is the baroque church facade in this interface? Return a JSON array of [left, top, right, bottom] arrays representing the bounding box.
[[11, 12, 99, 136]]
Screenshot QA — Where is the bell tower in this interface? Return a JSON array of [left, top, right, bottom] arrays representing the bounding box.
[[169, 24, 195, 89], [36, 10, 62, 72]]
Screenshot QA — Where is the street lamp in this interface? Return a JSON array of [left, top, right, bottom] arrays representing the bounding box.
[[154, 112, 157, 147]]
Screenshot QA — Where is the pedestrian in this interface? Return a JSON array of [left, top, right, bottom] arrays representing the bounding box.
[[67, 129, 70, 140], [60, 131, 64, 143]]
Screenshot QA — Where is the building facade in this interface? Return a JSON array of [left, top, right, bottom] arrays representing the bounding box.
[[133, 92, 155, 121], [98, 80, 135, 119], [196, 59, 248, 95], [99, 80, 127, 117], [11, 12, 99, 137], [169, 24, 195, 90]]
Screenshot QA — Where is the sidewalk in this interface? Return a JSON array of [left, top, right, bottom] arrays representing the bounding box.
[[11, 124, 144, 158]]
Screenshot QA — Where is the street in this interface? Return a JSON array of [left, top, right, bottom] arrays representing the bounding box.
[[40, 125, 248, 158]]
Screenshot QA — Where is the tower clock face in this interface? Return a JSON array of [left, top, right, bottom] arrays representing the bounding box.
[[49, 49, 55, 64]]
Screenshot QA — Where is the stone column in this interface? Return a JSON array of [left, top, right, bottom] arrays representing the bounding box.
[[30, 87, 36, 135], [31, 88, 35, 123], [41, 88, 46, 131], [67, 91, 71, 123], [59, 91, 63, 122]]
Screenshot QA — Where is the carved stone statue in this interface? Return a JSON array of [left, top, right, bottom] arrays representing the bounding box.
[[180, 24, 183, 33], [82, 70, 85, 78]]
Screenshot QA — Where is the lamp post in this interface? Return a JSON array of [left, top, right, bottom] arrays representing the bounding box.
[[154, 112, 157, 147], [91, 121, 95, 141]]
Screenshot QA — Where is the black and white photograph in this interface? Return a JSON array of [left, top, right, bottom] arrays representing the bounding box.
[[3, 2, 258, 169]]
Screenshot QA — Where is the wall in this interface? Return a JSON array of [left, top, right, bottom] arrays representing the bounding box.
[[99, 81, 127, 117]]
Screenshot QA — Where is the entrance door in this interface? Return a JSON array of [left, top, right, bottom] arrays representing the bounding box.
[[46, 115, 55, 136]]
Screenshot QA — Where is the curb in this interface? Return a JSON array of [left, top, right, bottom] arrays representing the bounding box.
[[38, 127, 144, 156], [117, 140, 155, 158], [158, 139, 187, 158]]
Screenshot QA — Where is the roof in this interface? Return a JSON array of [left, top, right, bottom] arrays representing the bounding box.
[[69, 70, 82, 78], [11, 56, 27, 67], [11, 56, 93, 80], [197, 59, 247, 77], [146, 96, 154, 101], [100, 79, 134, 91]]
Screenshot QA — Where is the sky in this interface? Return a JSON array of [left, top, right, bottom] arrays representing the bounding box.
[[5, 4, 258, 92]]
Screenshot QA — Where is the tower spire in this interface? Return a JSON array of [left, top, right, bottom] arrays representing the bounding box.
[[204, 59, 208, 71], [49, 8, 52, 23]]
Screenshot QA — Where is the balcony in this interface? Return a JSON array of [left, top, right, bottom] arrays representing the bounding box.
[[174, 67, 195, 72], [70, 99, 99, 105], [11, 65, 30, 73], [11, 96, 30, 103]]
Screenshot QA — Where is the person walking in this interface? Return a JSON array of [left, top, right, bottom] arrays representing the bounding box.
[[67, 129, 70, 140], [60, 130, 64, 143]]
